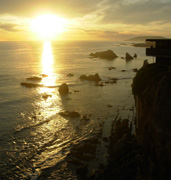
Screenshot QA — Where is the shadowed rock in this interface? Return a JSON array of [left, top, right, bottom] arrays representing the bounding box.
[[90, 50, 118, 60], [132, 68, 138, 72], [132, 64, 171, 179], [67, 73, 74, 77], [41, 74, 48, 77], [20, 82, 43, 88], [133, 53, 137, 58], [79, 73, 101, 82], [59, 111, 80, 118], [42, 93, 52, 100], [58, 83, 69, 95], [125, 52, 133, 61], [26, 76, 42, 81]]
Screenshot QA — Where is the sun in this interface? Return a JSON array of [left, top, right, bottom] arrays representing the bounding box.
[[31, 14, 67, 40]]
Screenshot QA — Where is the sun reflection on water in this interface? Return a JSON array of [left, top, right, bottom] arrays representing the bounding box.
[[42, 41, 53, 75], [37, 41, 62, 116], [41, 41, 56, 89]]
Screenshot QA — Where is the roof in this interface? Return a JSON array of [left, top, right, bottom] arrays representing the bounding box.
[[146, 39, 171, 42]]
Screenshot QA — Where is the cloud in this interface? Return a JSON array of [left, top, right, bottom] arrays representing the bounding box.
[[100, 0, 171, 25], [0, 0, 102, 18], [69, 28, 136, 40], [0, 23, 19, 32], [0, 0, 170, 40]]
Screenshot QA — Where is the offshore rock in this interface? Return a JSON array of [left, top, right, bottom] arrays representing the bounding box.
[[132, 68, 138, 72], [20, 82, 43, 88], [67, 73, 74, 77], [26, 76, 42, 81], [58, 111, 80, 118], [40, 74, 48, 77], [89, 50, 118, 60], [58, 83, 69, 95], [79, 73, 101, 82], [133, 53, 137, 58], [125, 52, 133, 61]]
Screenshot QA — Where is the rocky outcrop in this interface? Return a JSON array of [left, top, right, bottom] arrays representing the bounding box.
[[79, 73, 101, 82], [132, 63, 171, 179], [95, 64, 171, 180], [58, 111, 80, 118], [20, 82, 43, 88], [133, 53, 137, 58], [58, 83, 69, 95], [26, 76, 42, 81], [125, 52, 133, 61], [90, 50, 118, 60]]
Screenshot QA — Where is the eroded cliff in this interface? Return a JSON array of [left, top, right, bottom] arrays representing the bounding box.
[[132, 63, 171, 179]]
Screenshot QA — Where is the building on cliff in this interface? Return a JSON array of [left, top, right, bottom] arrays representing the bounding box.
[[146, 39, 171, 64]]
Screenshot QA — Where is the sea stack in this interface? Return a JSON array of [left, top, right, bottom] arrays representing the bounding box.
[[125, 52, 133, 61], [89, 50, 118, 60], [58, 83, 69, 95]]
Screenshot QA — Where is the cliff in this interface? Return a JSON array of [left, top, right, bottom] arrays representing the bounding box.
[[132, 63, 171, 179]]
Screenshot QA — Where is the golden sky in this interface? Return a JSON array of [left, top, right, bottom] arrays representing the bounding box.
[[0, 0, 170, 41]]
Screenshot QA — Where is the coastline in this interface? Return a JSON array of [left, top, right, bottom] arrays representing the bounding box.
[[37, 63, 171, 180], [0, 41, 155, 179]]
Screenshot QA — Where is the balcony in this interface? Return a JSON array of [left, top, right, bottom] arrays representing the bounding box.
[[146, 48, 171, 57]]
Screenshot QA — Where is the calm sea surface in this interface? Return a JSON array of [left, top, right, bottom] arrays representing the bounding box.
[[0, 41, 153, 179]]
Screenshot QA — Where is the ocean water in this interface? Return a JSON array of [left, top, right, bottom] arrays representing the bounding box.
[[0, 40, 153, 179]]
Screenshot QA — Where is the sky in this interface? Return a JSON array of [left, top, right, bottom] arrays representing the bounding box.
[[0, 0, 170, 41]]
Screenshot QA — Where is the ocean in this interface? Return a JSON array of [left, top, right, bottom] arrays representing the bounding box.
[[0, 40, 153, 179]]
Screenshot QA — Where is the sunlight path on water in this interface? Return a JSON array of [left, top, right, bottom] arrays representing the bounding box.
[[42, 41, 53, 75], [37, 41, 61, 118]]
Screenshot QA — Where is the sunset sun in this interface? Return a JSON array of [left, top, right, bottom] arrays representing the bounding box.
[[31, 14, 67, 40]]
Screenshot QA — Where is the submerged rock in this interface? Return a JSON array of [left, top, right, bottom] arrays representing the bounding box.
[[67, 73, 74, 77], [58, 111, 80, 118], [89, 50, 118, 60], [20, 82, 43, 88], [42, 93, 52, 100], [108, 66, 116, 70], [26, 76, 42, 81], [95, 82, 104, 87], [58, 83, 69, 95], [40, 74, 48, 77]]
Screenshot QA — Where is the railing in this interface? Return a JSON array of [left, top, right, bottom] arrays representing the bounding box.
[[146, 48, 171, 57]]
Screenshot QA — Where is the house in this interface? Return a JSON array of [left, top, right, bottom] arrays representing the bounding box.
[[146, 39, 171, 64]]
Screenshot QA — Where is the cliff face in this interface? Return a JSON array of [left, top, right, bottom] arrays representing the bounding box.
[[132, 63, 171, 179]]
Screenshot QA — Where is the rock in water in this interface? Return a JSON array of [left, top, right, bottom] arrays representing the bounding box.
[[58, 83, 69, 95], [20, 82, 43, 88], [26, 76, 42, 81], [125, 52, 133, 61], [88, 73, 101, 81], [89, 50, 118, 60], [59, 111, 80, 118], [79, 73, 101, 82], [143, 59, 149, 66], [133, 53, 137, 58]]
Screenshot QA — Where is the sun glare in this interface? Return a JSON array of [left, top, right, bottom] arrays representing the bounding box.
[[42, 41, 53, 75], [31, 14, 67, 40]]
